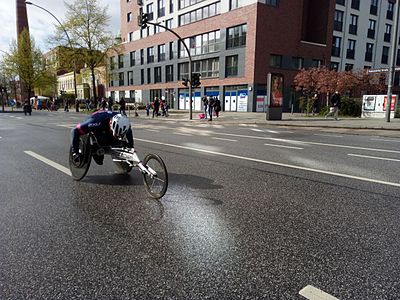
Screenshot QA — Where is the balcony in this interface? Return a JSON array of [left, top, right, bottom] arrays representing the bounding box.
[[346, 49, 355, 59], [367, 29, 375, 39], [384, 33, 391, 43], [365, 52, 373, 62], [370, 5, 377, 15], [331, 46, 341, 57], [349, 24, 357, 35], [351, 0, 360, 10], [387, 10, 393, 20], [334, 21, 343, 32]]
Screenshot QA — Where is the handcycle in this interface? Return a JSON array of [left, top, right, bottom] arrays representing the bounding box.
[[69, 133, 168, 199]]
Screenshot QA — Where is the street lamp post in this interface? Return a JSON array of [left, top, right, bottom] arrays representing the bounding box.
[[25, 1, 78, 111], [386, 0, 400, 122]]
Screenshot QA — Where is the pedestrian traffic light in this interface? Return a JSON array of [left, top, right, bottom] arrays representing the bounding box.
[[138, 12, 149, 29], [191, 73, 201, 88], [182, 78, 188, 87]]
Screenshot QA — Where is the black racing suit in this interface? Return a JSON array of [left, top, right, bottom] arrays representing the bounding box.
[[71, 110, 134, 160]]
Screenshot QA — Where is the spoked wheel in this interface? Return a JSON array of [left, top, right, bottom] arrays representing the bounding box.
[[114, 161, 133, 173], [69, 135, 92, 181], [142, 154, 168, 199]]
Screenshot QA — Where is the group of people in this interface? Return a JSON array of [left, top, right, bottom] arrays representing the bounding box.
[[100, 96, 126, 115], [145, 97, 169, 118], [202, 96, 221, 121]]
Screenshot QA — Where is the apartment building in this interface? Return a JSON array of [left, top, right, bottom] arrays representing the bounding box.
[[332, 0, 399, 72], [108, 0, 334, 112]]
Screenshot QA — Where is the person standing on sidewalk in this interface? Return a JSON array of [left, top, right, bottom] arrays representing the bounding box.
[[119, 97, 126, 115], [152, 97, 160, 118], [202, 96, 208, 119], [108, 97, 114, 111], [208, 97, 215, 121], [325, 91, 341, 120], [214, 97, 221, 117]]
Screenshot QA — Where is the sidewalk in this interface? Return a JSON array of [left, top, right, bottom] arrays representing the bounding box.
[[2, 106, 400, 132]]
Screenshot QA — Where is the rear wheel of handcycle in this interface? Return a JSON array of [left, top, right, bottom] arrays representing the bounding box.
[[142, 154, 168, 199], [69, 135, 92, 181]]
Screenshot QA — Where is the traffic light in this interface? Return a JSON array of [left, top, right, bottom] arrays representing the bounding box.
[[191, 73, 201, 88], [182, 78, 188, 87], [138, 12, 149, 29]]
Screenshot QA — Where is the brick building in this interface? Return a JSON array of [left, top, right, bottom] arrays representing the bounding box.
[[108, 0, 334, 112]]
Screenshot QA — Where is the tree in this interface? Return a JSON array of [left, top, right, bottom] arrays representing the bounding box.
[[57, 0, 117, 102]]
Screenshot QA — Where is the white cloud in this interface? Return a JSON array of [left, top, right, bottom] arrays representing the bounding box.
[[0, 0, 120, 54]]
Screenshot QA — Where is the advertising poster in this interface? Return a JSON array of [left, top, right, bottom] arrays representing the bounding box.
[[270, 74, 284, 107], [383, 96, 396, 111], [363, 96, 375, 111], [237, 90, 248, 112]]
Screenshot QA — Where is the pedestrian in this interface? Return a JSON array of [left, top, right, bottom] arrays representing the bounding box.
[[64, 98, 69, 112], [202, 96, 208, 119], [214, 97, 221, 117], [325, 91, 341, 120], [152, 97, 160, 118], [101, 97, 107, 110], [108, 97, 114, 111], [208, 97, 215, 121], [119, 97, 126, 115], [161, 100, 166, 117], [85, 99, 90, 111], [165, 102, 169, 117], [23, 99, 32, 116], [145, 103, 150, 116]]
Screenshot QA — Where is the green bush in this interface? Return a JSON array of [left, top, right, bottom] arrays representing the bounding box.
[[340, 97, 362, 117], [319, 106, 328, 116], [395, 107, 400, 118]]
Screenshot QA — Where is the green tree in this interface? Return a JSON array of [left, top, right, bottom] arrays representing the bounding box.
[[57, 0, 116, 102]]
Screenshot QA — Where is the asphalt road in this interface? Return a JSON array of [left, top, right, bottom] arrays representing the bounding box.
[[1, 111, 400, 299]]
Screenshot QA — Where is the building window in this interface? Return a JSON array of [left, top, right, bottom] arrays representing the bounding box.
[[396, 49, 400, 66], [226, 24, 247, 49], [130, 51, 136, 67], [147, 47, 154, 63], [346, 39, 356, 59], [332, 36, 341, 57], [147, 68, 151, 84], [169, 42, 174, 59], [118, 54, 124, 68], [158, 44, 166, 62], [141, 69, 144, 84], [147, 3, 154, 20], [192, 57, 219, 78], [368, 19, 376, 39], [165, 19, 172, 29], [292, 57, 304, 69], [384, 24, 392, 42], [311, 59, 322, 67], [336, 0, 345, 5], [179, 30, 221, 58], [230, 0, 241, 10], [128, 32, 133, 42], [154, 67, 162, 83], [370, 0, 378, 15], [349, 14, 358, 35], [351, 0, 360, 10], [179, 0, 207, 9], [158, 0, 165, 17], [169, 0, 173, 13], [266, 0, 278, 6], [166, 65, 174, 82], [119, 72, 124, 86], [110, 56, 115, 70], [334, 10, 344, 31], [387, 1, 394, 19], [269, 54, 282, 68], [178, 2, 220, 26], [178, 62, 189, 79], [365, 43, 374, 62], [140, 49, 144, 64], [345, 63, 353, 71], [129, 90, 135, 102], [127, 71, 134, 85], [226, 55, 238, 77], [330, 62, 339, 71], [127, 12, 132, 22], [382, 46, 389, 64]]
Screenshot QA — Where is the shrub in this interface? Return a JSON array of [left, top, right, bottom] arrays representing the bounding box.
[[340, 97, 362, 117], [395, 107, 400, 118]]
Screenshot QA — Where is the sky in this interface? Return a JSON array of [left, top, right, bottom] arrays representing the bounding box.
[[0, 0, 120, 56]]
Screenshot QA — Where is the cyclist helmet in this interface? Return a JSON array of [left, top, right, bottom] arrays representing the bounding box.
[[110, 114, 130, 138]]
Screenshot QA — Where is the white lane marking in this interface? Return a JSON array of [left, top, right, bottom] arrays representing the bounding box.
[[371, 138, 400, 143], [314, 134, 343, 138], [299, 285, 339, 300], [251, 128, 264, 132], [264, 143, 303, 150], [24, 151, 71, 176], [348, 153, 400, 162], [56, 124, 75, 129], [212, 137, 238, 142], [174, 133, 191, 136], [16, 117, 23, 119], [266, 130, 279, 134], [146, 129, 159, 132], [135, 138, 400, 188]]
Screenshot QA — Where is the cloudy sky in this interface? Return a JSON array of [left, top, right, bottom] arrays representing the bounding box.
[[0, 0, 120, 55]]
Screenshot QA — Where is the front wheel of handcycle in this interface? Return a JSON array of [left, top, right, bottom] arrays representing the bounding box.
[[142, 154, 168, 199], [69, 135, 92, 181]]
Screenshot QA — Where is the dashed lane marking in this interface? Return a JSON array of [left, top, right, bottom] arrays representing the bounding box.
[[264, 143, 303, 150], [135, 138, 400, 188], [299, 285, 339, 300], [24, 151, 71, 176], [173, 132, 191, 136], [212, 137, 237, 142], [371, 138, 400, 143], [56, 124, 75, 129], [314, 134, 343, 138], [348, 153, 400, 163]]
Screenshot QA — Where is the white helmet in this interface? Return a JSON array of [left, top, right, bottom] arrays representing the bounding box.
[[110, 114, 130, 138]]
